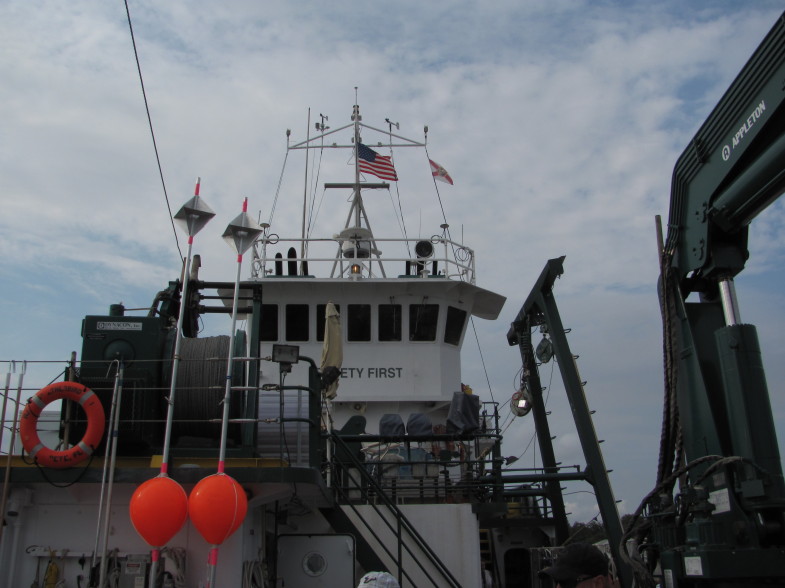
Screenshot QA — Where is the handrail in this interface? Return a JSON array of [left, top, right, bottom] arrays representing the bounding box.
[[0, 361, 26, 547], [252, 234, 477, 283], [329, 432, 463, 587]]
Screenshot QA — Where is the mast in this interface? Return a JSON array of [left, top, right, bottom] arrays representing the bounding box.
[[351, 103, 362, 227], [300, 108, 311, 273], [268, 102, 426, 278]]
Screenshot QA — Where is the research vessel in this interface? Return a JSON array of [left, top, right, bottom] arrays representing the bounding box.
[[0, 105, 568, 588]]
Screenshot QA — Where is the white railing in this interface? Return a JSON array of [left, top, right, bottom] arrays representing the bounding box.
[[251, 235, 476, 283]]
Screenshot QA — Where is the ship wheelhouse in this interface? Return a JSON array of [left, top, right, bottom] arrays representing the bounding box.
[[249, 228, 506, 465], [254, 276, 503, 406]]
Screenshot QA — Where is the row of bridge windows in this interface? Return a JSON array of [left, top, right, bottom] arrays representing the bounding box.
[[259, 303, 468, 345]]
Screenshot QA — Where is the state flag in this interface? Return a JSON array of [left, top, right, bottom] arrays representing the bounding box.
[[429, 159, 453, 185]]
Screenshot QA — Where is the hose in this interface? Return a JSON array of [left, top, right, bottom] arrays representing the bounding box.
[[161, 547, 187, 588], [242, 560, 266, 588]]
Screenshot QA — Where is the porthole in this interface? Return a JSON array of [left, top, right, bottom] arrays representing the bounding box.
[[302, 551, 328, 577]]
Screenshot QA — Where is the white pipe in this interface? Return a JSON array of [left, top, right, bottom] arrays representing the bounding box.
[[4, 508, 22, 587], [99, 364, 124, 588], [0, 366, 12, 464], [0, 362, 25, 548], [92, 361, 120, 564], [217, 258, 243, 471], [161, 238, 195, 470], [719, 277, 742, 326]]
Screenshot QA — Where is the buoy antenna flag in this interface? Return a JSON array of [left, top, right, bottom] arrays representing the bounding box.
[[222, 198, 263, 256], [174, 179, 215, 239], [133, 179, 214, 588]]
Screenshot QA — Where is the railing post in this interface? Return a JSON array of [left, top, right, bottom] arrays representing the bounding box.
[[243, 285, 263, 449], [308, 361, 322, 469]]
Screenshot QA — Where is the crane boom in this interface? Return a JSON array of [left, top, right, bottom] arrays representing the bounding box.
[[649, 10, 785, 587], [510, 13, 785, 587], [666, 12, 785, 284]]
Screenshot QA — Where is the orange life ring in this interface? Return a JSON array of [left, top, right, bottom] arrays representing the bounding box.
[[20, 382, 106, 468]]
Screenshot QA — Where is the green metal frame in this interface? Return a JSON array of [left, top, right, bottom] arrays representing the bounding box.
[[652, 11, 785, 585], [507, 256, 633, 588]]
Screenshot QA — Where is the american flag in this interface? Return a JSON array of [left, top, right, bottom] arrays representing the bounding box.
[[357, 143, 398, 181]]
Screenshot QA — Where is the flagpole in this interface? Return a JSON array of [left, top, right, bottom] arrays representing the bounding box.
[[217, 246, 243, 475], [163, 177, 215, 473], [300, 108, 311, 272], [194, 197, 261, 587], [205, 242, 243, 588], [351, 102, 362, 228], [130, 179, 214, 588], [217, 196, 262, 472]]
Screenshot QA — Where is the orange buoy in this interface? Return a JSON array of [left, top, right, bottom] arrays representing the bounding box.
[[189, 473, 247, 545], [19, 382, 105, 468], [130, 476, 189, 547]]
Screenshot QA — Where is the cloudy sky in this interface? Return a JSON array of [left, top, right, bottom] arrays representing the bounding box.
[[2, 1, 784, 522]]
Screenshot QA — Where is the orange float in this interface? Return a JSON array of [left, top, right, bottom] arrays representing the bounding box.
[[130, 476, 189, 547], [188, 473, 247, 545]]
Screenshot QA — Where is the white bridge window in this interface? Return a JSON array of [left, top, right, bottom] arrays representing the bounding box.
[[348, 304, 371, 341], [409, 304, 439, 341], [259, 304, 278, 341], [266, 301, 462, 345], [285, 304, 309, 341], [378, 304, 402, 341], [444, 306, 467, 345]]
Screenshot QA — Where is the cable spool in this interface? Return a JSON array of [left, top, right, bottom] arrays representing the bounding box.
[[164, 334, 246, 448]]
